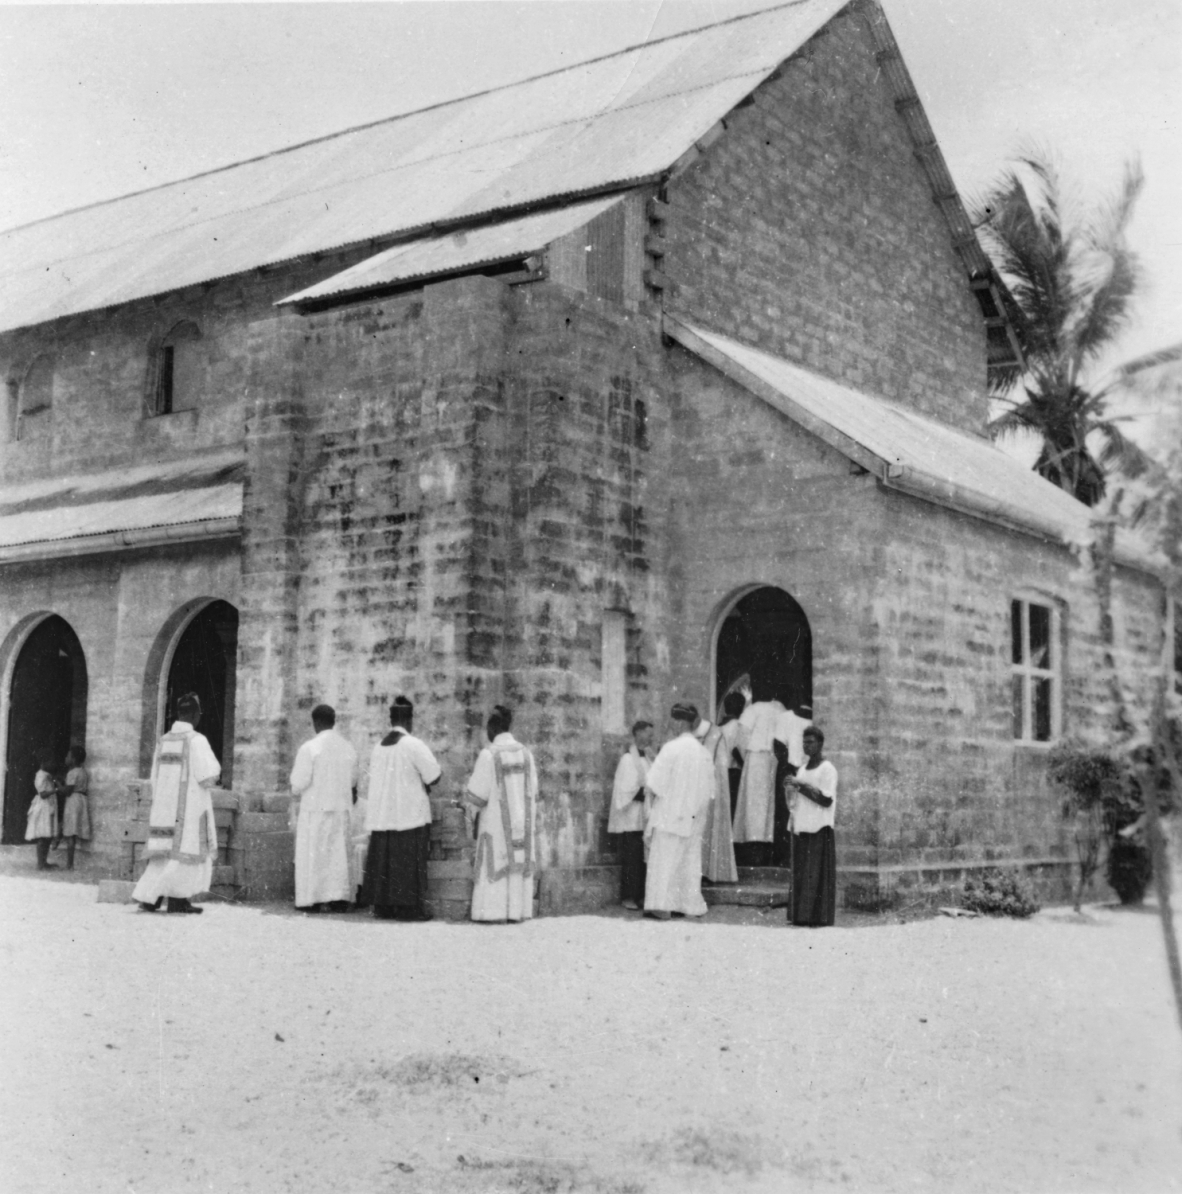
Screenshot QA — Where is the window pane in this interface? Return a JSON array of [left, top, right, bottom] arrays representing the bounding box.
[[1033, 677, 1052, 741], [1029, 603, 1051, 669], [1011, 600, 1023, 664], [1012, 674, 1025, 739]]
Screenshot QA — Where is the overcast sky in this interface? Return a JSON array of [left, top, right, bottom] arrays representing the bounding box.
[[0, 0, 1178, 405]]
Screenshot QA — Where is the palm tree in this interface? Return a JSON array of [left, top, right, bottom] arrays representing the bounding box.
[[972, 152, 1153, 505]]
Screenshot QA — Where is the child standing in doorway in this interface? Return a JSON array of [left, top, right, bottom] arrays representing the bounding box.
[[58, 746, 90, 870], [26, 756, 59, 870]]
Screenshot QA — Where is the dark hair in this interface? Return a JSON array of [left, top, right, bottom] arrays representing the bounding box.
[[722, 692, 746, 719], [487, 704, 513, 738], [803, 725, 825, 747], [39, 754, 56, 772], [671, 703, 698, 724], [631, 720, 653, 736], [311, 703, 336, 729], [67, 745, 86, 766], [176, 692, 202, 721], [389, 697, 414, 729]]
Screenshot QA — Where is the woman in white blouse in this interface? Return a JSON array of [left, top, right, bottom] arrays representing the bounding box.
[[785, 725, 837, 926]]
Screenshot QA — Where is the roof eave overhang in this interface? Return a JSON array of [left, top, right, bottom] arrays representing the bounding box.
[[0, 516, 241, 566], [662, 314, 1164, 581]]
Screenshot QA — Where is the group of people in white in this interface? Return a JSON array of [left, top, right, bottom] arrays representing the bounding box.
[[612, 691, 837, 926], [132, 692, 538, 922], [129, 685, 835, 926], [283, 697, 540, 922]]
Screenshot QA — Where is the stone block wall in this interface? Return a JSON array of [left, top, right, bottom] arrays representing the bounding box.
[[655, 340, 1166, 903], [0, 541, 240, 865], [660, 3, 988, 435]]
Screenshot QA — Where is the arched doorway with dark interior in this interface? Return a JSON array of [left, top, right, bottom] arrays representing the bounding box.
[[164, 600, 238, 788], [2, 615, 88, 844], [714, 586, 812, 868]]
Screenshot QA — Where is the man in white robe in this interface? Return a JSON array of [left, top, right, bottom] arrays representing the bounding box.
[[694, 713, 738, 884], [464, 704, 539, 923], [290, 703, 359, 912], [643, 703, 715, 919], [363, 696, 442, 921], [732, 690, 790, 867], [133, 692, 221, 915], [608, 720, 654, 909]]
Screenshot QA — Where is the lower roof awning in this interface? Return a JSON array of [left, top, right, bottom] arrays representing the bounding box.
[[0, 452, 244, 564], [663, 315, 1161, 578]]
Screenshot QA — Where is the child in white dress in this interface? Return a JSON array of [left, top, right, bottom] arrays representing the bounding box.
[[26, 756, 59, 870], [58, 746, 90, 871]]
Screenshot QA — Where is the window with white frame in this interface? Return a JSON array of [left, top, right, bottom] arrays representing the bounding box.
[[1011, 598, 1060, 742]]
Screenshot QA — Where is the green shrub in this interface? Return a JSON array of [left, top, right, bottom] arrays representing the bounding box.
[[961, 867, 1040, 918]]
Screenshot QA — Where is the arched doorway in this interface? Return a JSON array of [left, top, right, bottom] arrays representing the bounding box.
[[715, 586, 812, 712], [2, 616, 88, 844], [164, 600, 238, 786]]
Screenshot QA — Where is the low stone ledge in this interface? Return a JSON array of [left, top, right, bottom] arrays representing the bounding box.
[[537, 865, 619, 916]]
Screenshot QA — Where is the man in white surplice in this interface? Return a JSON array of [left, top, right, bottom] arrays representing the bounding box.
[[133, 692, 221, 915], [643, 703, 715, 920], [464, 704, 539, 923], [289, 703, 359, 912]]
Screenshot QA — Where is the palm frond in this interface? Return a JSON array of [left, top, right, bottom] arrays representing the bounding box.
[[1113, 341, 1182, 381], [1093, 420, 1152, 481]]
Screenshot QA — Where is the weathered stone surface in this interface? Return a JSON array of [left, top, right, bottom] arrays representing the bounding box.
[[0, 6, 1167, 917]]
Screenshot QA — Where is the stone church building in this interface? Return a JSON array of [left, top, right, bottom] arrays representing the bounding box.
[[0, 0, 1167, 910]]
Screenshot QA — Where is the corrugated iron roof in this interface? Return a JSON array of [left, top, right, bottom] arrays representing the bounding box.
[[0, 0, 847, 333], [0, 452, 244, 552], [278, 196, 625, 305], [666, 317, 1159, 575]]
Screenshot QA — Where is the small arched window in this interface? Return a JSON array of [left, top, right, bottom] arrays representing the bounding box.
[[16, 353, 55, 439], [153, 321, 203, 415]]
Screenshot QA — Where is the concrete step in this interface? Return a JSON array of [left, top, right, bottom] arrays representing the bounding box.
[[703, 882, 791, 908], [737, 866, 792, 885]]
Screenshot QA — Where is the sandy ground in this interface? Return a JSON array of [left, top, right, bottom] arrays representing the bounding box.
[[1, 874, 1181, 1194]]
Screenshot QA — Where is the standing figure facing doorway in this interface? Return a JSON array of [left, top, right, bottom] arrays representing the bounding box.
[[464, 705, 539, 923], [290, 704, 359, 913], [731, 686, 789, 867], [694, 711, 738, 885], [362, 697, 441, 922], [643, 703, 714, 920], [133, 692, 220, 914], [786, 726, 837, 927]]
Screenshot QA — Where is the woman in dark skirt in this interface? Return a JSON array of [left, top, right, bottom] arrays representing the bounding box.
[[785, 726, 837, 927]]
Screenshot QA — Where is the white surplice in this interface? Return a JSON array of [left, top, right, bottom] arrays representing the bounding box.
[[643, 731, 714, 916], [607, 745, 649, 834], [364, 732, 441, 832], [290, 728, 360, 906], [695, 721, 738, 883], [732, 700, 788, 843], [132, 721, 221, 903], [465, 733, 539, 922]]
